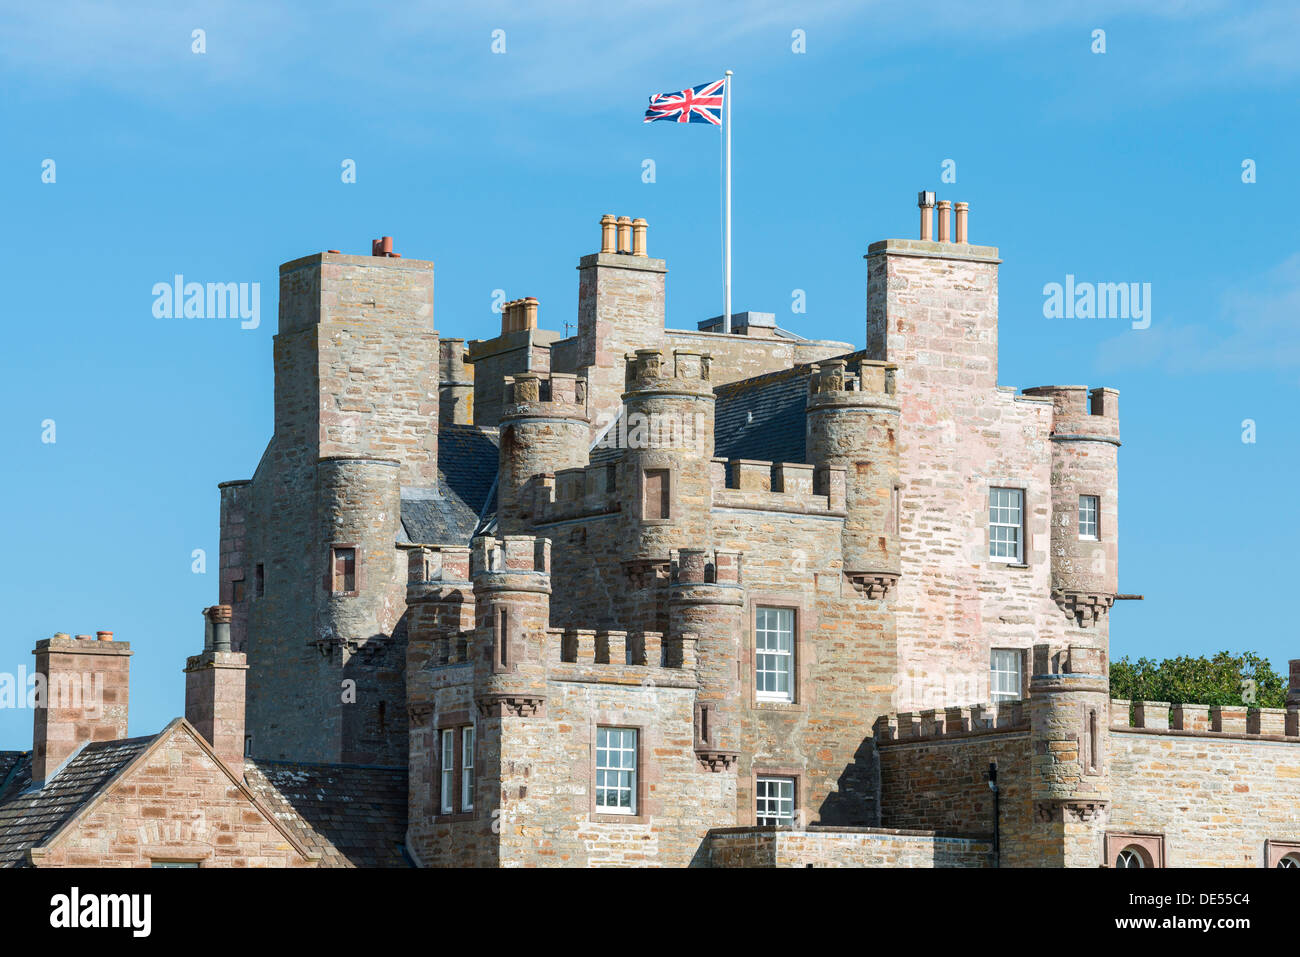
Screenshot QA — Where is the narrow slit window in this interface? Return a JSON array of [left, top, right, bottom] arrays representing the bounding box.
[[440, 729, 455, 814], [461, 726, 475, 811]]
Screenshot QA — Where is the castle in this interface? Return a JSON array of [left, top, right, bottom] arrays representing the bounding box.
[[3, 196, 1299, 868]]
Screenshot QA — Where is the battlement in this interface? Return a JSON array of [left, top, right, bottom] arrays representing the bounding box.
[[874, 700, 1029, 744], [500, 371, 589, 420], [807, 357, 897, 400], [552, 626, 699, 689], [1032, 643, 1106, 678], [624, 348, 714, 395], [1110, 699, 1300, 739], [672, 548, 742, 586], [406, 544, 472, 584], [709, 457, 846, 515], [531, 462, 621, 525], [1021, 385, 1120, 441], [471, 535, 551, 578]]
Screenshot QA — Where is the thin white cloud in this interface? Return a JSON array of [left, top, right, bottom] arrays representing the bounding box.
[[4, 0, 1299, 108], [1096, 253, 1300, 376]]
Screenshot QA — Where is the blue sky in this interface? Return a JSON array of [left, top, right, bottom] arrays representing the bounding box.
[[2, 1, 1297, 746]]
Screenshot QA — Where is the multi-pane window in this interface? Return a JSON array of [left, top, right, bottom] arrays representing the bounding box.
[[990, 649, 1022, 703], [755, 606, 795, 702], [595, 727, 638, 814], [332, 546, 356, 594], [1280, 855, 1300, 869], [1115, 847, 1146, 868], [989, 488, 1024, 563], [756, 776, 796, 826], [460, 727, 475, 811], [439, 725, 474, 814], [1078, 495, 1099, 540], [440, 729, 455, 814]]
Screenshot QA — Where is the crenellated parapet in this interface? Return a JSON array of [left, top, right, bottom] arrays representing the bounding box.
[[709, 457, 847, 516], [623, 347, 713, 397], [806, 357, 901, 598], [1021, 385, 1120, 628], [873, 700, 1028, 744], [405, 545, 475, 670]]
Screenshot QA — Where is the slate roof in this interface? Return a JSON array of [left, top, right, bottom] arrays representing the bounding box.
[[713, 364, 815, 465], [244, 759, 411, 868], [0, 737, 155, 868], [402, 425, 499, 544]]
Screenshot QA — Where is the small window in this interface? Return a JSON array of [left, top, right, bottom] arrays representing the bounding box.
[[231, 577, 246, 603], [595, 727, 638, 815], [151, 860, 200, 868], [461, 727, 475, 811], [755, 606, 795, 702], [990, 649, 1022, 703], [1078, 495, 1099, 540], [255, 563, 265, 597], [440, 729, 455, 814], [1280, 854, 1300, 869], [332, 546, 356, 594], [1115, 847, 1147, 868], [989, 488, 1024, 563], [494, 608, 509, 671], [643, 469, 670, 520], [756, 776, 796, 826]]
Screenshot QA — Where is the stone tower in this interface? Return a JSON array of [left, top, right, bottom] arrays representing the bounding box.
[[221, 241, 438, 765], [576, 215, 666, 435]]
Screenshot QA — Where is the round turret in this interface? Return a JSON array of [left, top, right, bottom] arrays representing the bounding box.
[[497, 373, 590, 532], [805, 358, 901, 597]]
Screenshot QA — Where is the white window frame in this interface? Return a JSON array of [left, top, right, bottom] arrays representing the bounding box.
[[755, 606, 795, 702], [595, 727, 638, 815], [1116, 847, 1146, 868], [440, 728, 455, 815], [1078, 494, 1099, 540], [460, 726, 475, 811], [990, 649, 1022, 703], [989, 487, 1024, 563], [756, 776, 796, 827]]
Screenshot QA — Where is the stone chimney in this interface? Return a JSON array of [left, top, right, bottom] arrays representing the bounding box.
[[184, 605, 248, 775], [32, 631, 132, 784]]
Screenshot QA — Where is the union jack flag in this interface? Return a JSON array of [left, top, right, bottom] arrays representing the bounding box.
[[643, 79, 725, 125]]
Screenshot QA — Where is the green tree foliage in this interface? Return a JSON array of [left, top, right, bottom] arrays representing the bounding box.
[[1110, 651, 1287, 708]]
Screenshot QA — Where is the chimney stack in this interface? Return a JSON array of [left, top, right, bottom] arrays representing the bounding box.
[[917, 191, 935, 241], [954, 201, 969, 243], [600, 214, 617, 254], [371, 236, 400, 258], [185, 605, 248, 774], [936, 200, 952, 243], [616, 216, 633, 254], [631, 218, 648, 257], [32, 632, 132, 784]]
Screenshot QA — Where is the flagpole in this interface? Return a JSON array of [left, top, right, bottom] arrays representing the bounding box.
[[723, 70, 733, 335]]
